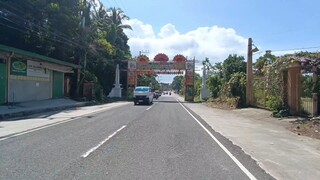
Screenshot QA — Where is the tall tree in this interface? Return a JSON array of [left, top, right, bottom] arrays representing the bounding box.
[[137, 74, 160, 90], [171, 75, 184, 94], [107, 7, 132, 30], [222, 54, 246, 83], [254, 50, 276, 74], [106, 7, 132, 60]]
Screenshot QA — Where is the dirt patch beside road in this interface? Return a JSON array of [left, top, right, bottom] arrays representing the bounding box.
[[204, 98, 238, 110], [288, 119, 320, 140]]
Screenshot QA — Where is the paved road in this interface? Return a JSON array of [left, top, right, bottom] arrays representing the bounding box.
[[0, 95, 273, 179]]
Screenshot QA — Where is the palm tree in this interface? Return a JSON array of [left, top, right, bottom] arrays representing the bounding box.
[[107, 7, 132, 30]]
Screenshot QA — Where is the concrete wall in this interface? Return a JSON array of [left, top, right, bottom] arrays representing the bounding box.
[[8, 70, 52, 102]]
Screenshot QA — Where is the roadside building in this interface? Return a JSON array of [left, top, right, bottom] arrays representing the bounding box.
[[0, 44, 81, 104]]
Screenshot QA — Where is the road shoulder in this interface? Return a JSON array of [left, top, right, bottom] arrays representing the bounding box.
[[175, 95, 320, 180]]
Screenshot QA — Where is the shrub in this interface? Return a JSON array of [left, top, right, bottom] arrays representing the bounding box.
[[266, 95, 282, 111], [227, 72, 247, 107]]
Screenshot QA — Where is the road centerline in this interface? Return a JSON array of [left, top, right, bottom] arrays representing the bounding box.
[[81, 125, 126, 158], [176, 99, 257, 180]]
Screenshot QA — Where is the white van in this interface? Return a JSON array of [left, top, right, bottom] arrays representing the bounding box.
[[133, 86, 153, 105]]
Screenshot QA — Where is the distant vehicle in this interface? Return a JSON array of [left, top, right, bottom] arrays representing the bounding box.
[[133, 86, 153, 105], [154, 90, 161, 99]]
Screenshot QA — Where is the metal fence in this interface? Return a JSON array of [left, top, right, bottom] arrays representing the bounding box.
[[300, 73, 314, 115]]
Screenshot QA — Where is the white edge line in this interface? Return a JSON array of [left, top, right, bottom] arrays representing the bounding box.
[[176, 98, 257, 180], [81, 125, 126, 158], [0, 103, 130, 141]]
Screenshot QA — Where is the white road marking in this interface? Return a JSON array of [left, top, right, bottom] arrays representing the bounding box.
[[176, 99, 257, 180], [81, 125, 126, 158], [146, 106, 153, 110]]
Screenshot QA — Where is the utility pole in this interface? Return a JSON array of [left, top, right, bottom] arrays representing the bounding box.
[[246, 38, 259, 106], [76, 0, 86, 98], [82, 0, 87, 69], [246, 38, 253, 106]]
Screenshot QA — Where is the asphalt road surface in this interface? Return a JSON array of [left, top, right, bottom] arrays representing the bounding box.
[[0, 95, 274, 179]]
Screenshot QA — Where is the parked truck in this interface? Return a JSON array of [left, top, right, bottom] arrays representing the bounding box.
[[133, 86, 153, 105]]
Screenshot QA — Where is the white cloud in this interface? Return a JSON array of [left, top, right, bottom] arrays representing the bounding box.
[[124, 19, 248, 64], [158, 23, 179, 38], [124, 19, 155, 39]]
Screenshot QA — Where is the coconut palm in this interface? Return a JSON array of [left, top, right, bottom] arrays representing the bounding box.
[[107, 7, 132, 30]]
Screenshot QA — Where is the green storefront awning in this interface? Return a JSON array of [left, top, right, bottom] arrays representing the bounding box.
[[0, 44, 81, 69]]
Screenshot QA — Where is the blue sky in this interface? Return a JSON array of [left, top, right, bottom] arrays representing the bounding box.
[[102, 0, 320, 82]]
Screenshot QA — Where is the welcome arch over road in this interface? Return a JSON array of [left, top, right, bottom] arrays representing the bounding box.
[[127, 53, 195, 101]]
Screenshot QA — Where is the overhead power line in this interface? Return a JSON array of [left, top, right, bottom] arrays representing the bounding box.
[[271, 46, 320, 52]]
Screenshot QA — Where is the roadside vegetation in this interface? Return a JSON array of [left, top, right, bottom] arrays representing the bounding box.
[[0, 0, 132, 101], [172, 51, 320, 118]]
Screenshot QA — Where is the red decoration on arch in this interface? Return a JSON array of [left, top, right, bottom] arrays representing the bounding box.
[[173, 54, 186, 62], [154, 53, 169, 62], [137, 55, 149, 63]]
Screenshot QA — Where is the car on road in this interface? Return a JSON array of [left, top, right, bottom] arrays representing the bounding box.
[[153, 90, 161, 99], [133, 86, 153, 105]]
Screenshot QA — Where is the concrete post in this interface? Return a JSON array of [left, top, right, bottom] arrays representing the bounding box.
[[287, 62, 301, 115], [200, 66, 210, 100]]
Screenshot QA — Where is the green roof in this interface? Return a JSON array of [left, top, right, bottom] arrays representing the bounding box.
[[0, 44, 81, 69]]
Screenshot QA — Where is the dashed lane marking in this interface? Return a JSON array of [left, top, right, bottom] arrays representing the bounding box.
[[81, 125, 126, 158]]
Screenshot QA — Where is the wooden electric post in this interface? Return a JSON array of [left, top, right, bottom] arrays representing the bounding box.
[[246, 38, 253, 106]]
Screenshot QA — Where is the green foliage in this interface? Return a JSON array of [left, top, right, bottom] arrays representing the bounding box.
[[222, 54, 246, 83], [252, 76, 266, 107], [263, 56, 290, 104], [48, 3, 59, 11], [205, 55, 246, 107], [207, 76, 221, 98], [94, 83, 105, 101], [212, 62, 223, 78], [137, 74, 160, 90], [202, 57, 213, 70], [194, 73, 202, 97], [313, 74, 320, 93], [171, 75, 185, 94], [266, 95, 282, 111], [226, 72, 247, 107], [254, 50, 276, 74], [301, 74, 313, 98], [252, 51, 291, 113], [83, 70, 98, 83], [83, 70, 105, 101]]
